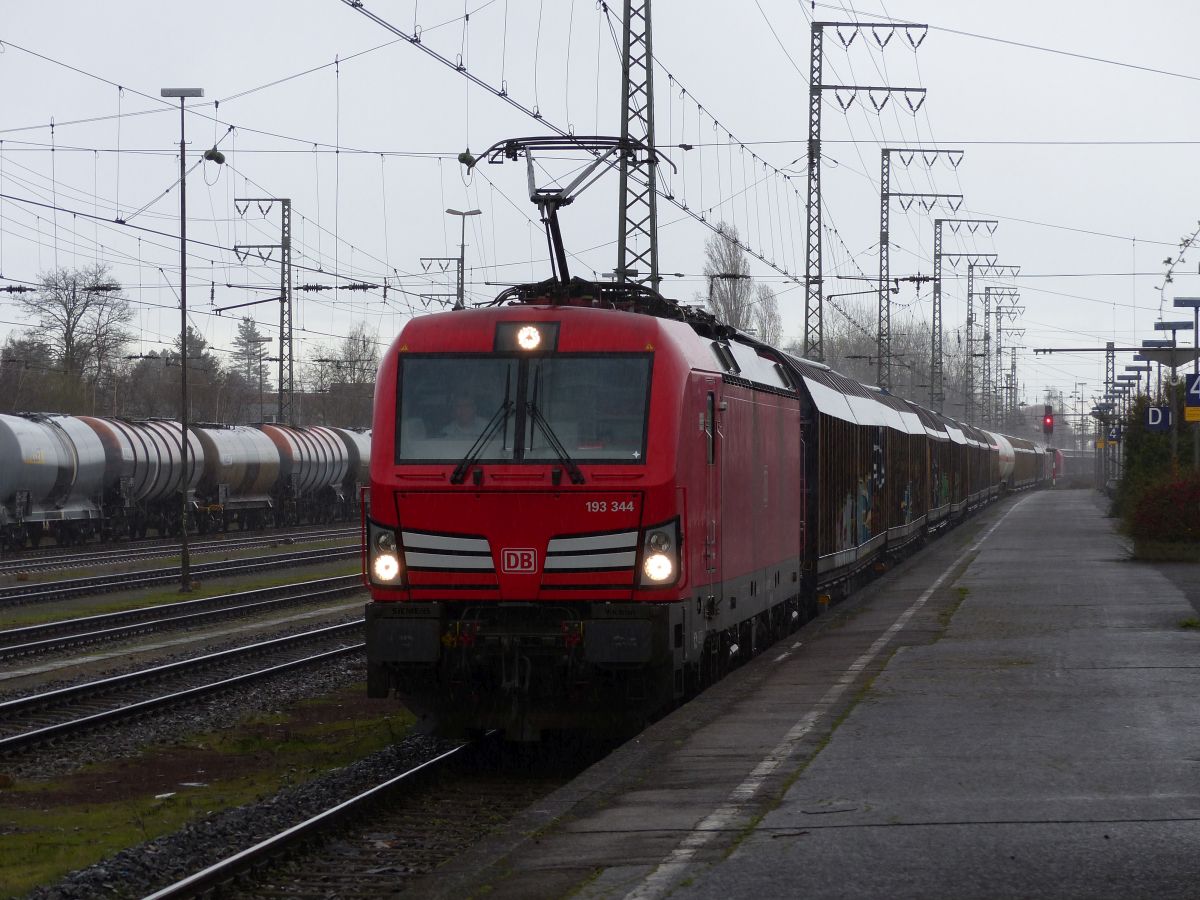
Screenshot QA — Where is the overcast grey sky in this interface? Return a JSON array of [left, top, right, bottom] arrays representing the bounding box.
[[3, 0, 1199, 418]]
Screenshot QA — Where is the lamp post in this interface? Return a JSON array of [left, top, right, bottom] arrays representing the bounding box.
[[161, 87, 205, 592], [1142, 338, 1174, 400], [1154, 320, 1193, 465], [1173, 297, 1200, 468], [1124, 364, 1151, 396], [1073, 382, 1088, 451], [445, 208, 481, 309]]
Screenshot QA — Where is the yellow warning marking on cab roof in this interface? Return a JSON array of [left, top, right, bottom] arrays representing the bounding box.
[[398, 344, 409, 352], [645, 342, 654, 351]]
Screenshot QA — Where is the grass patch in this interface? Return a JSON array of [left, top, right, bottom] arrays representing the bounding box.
[[1180, 618, 1200, 630], [933, 584, 970, 634], [0, 560, 361, 629], [1, 537, 357, 589], [1132, 541, 1200, 562], [0, 683, 414, 896], [776, 649, 898, 799]]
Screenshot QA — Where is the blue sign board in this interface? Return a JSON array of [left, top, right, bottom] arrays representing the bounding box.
[[1187, 373, 1200, 408], [1146, 406, 1173, 432]]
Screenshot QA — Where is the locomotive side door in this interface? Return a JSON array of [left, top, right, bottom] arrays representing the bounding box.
[[703, 384, 722, 597]]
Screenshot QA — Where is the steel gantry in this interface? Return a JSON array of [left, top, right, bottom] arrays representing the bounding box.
[[982, 285, 1019, 426], [995, 295, 1025, 427], [930, 218, 997, 413], [878, 147, 964, 391], [616, 0, 659, 286], [963, 255, 1014, 423], [805, 20, 927, 362]]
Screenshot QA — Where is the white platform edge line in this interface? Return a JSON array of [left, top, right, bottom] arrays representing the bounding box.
[[624, 495, 1032, 900]]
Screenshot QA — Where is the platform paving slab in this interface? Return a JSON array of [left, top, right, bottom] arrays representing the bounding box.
[[680, 489, 1200, 899]]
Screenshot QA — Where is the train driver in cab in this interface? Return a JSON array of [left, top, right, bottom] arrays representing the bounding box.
[[442, 393, 487, 438]]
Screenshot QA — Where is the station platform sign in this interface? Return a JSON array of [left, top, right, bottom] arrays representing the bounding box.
[[1146, 406, 1173, 432], [1187, 374, 1200, 422]]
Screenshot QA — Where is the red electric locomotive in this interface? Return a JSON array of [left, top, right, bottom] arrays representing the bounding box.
[[363, 135, 1046, 740], [365, 279, 806, 739]]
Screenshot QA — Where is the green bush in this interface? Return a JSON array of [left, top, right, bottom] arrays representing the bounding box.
[[1114, 390, 1188, 524], [1128, 474, 1200, 543]]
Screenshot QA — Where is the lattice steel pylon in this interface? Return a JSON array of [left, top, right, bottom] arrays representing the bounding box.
[[278, 199, 294, 423], [804, 23, 825, 360], [966, 262, 976, 423], [233, 197, 293, 423], [930, 218, 995, 413], [981, 283, 1018, 427], [877, 149, 964, 391], [616, 0, 659, 286], [805, 21, 928, 362], [982, 286, 992, 426]]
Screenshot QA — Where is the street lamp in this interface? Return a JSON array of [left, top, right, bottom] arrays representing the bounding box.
[[249, 337, 272, 422], [1155, 320, 1195, 464], [161, 86, 207, 592], [445, 208, 482, 309]]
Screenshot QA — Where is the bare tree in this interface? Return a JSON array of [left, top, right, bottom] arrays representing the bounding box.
[[0, 334, 60, 412], [301, 321, 381, 427], [337, 320, 381, 385], [702, 224, 754, 331], [752, 284, 782, 345], [17, 265, 132, 389]]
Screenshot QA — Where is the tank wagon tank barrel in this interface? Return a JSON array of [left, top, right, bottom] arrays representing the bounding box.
[[0, 413, 370, 549]]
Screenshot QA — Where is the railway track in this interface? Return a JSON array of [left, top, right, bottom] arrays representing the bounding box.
[[0, 574, 364, 660], [0, 525, 357, 576], [144, 738, 590, 900], [0, 545, 360, 607], [0, 620, 364, 754]]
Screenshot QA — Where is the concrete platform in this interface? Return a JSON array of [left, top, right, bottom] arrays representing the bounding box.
[[419, 491, 1200, 899]]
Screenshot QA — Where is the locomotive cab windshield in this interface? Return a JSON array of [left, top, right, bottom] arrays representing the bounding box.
[[395, 352, 652, 467]]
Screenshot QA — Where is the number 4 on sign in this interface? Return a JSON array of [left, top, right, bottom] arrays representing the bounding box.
[[1187, 373, 1200, 407]]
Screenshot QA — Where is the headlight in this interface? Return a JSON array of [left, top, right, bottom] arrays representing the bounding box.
[[373, 553, 401, 582], [367, 519, 405, 587], [516, 325, 541, 350], [642, 552, 673, 582], [638, 519, 680, 587]]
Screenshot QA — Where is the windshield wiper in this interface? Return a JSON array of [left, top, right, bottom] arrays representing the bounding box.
[[526, 401, 585, 484], [450, 400, 513, 484]]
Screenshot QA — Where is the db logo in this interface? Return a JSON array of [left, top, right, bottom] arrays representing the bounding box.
[[501, 548, 537, 573]]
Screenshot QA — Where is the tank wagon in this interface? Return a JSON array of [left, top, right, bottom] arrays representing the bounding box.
[[363, 280, 1050, 741], [0, 413, 371, 549]]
